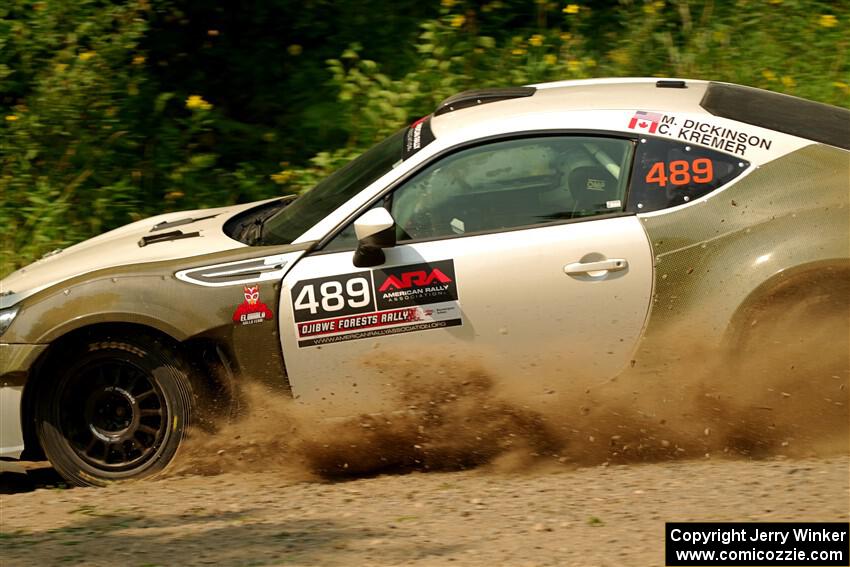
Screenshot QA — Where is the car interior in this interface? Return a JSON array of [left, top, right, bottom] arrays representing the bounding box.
[[392, 136, 633, 240]]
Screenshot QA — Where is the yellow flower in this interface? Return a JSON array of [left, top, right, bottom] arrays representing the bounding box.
[[833, 81, 849, 90], [441, 0, 456, 7], [768, 0, 782, 4], [609, 48, 631, 66], [780, 75, 796, 88], [54, 63, 68, 73], [568, 59, 581, 72], [287, 44, 303, 56], [271, 171, 293, 184], [5, 115, 18, 122], [560, 32, 572, 41], [450, 14, 466, 27], [529, 34, 544, 47], [563, 3, 579, 14], [512, 47, 527, 56], [78, 51, 96, 61], [185, 94, 213, 111], [819, 14, 837, 28], [132, 55, 146, 65], [544, 54, 557, 66], [761, 69, 777, 82]]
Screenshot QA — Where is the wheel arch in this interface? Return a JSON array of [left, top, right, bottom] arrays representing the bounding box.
[[722, 258, 850, 351], [36, 312, 190, 344], [19, 321, 233, 461]]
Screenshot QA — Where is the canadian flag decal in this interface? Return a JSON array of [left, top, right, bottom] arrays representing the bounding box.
[[628, 110, 663, 133]]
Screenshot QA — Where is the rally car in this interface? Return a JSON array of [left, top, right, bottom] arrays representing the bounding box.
[[1, 78, 848, 486]]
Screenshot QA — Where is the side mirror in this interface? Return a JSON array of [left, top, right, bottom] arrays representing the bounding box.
[[352, 208, 397, 267]]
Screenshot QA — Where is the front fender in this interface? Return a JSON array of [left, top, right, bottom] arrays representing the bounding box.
[[5, 275, 233, 344]]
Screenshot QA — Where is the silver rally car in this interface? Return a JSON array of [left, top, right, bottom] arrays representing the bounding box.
[[1, 78, 848, 485]]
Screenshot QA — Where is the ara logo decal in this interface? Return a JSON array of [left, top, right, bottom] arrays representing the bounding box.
[[378, 268, 453, 292], [374, 260, 458, 310], [232, 285, 274, 326]]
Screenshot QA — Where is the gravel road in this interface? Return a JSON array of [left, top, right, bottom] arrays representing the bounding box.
[[3, 310, 847, 566], [2, 456, 848, 566]]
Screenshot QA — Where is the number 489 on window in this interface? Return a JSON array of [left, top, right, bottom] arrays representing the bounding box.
[[645, 159, 713, 187]]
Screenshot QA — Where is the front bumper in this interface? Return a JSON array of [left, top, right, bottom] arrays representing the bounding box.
[[0, 343, 47, 459]]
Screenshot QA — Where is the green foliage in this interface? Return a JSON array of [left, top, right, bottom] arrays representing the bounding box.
[[1, 0, 152, 272], [1, 0, 848, 277]]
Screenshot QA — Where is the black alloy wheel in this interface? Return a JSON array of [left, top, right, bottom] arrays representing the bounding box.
[[36, 335, 194, 487]]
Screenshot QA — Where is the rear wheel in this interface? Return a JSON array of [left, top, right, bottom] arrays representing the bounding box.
[[35, 335, 194, 486], [723, 274, 849, 455]]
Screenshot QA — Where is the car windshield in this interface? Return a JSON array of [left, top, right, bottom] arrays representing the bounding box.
[[261, 130, 404, 245]]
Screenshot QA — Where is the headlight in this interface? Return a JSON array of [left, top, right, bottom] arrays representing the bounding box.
[[0, 306, 19, 336]]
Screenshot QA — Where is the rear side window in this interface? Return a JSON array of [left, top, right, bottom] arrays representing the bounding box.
[[627, 137, 749, 213]]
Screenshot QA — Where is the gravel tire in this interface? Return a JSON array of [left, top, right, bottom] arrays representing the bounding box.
[[35, 335, 194, 487]]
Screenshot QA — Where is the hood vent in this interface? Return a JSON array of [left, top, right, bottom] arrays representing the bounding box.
[[138, 230, 201, 247], [150, 214, 219, 232]]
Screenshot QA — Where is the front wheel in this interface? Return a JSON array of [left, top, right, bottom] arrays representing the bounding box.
[[36, 335, 194, 487]]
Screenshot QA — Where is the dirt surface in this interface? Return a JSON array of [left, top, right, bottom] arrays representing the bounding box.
[[2, 292, 848, 566], [0, 457, 847, 566]]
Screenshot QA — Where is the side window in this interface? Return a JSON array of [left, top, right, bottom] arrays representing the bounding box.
[[323, 201, 386, 252], [628, 137, 749, 213], [391, 136, 633, 242], [323, 135, 633, 251]]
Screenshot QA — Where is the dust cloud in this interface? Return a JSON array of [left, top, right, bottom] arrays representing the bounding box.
[[170, 300, 849, 481]]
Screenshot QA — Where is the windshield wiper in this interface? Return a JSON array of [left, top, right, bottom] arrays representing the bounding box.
[[236, 196, 297, 245]]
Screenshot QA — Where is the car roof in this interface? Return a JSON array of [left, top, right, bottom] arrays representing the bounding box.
[[430, 78, 711, 135], [430, 78, 850, 151]]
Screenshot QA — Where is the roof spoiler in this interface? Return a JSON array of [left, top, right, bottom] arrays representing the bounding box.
[[700, 82, 850, 150], [434, 87, 536, 116]]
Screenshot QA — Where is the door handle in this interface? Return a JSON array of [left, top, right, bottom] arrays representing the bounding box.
[[564, 258, 628, 275]]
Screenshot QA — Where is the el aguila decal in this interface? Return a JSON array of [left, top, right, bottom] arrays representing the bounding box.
[[232, 285, 274, 326], [290, 260, 462, 348], [627, 110, 773, 157]]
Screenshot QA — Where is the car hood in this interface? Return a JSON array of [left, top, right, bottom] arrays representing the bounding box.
[[0, 199, 277, 309]]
